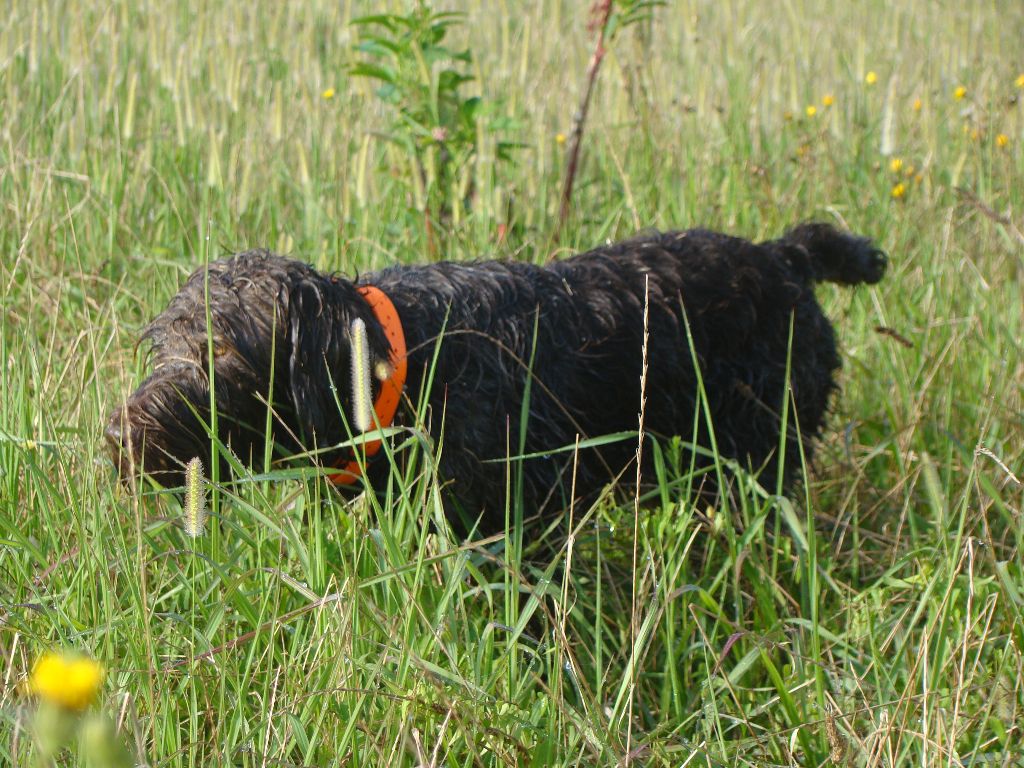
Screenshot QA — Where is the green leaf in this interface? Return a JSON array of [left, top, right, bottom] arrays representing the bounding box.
[[355, 38, 405, 58], [439, 69, 474, 94], [421, 44, 464, 65], [351, 14, 400, 31], [776, 495, 810, 553], [457, 96, 481, 125], [349, 62, 397, 84]]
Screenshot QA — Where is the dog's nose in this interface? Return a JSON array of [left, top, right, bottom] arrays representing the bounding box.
[[105, 421, 122, 447], [105, 408, 130, 451]]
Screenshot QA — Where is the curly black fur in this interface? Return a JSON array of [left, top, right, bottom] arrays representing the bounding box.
[[106, 222, 886, 533]]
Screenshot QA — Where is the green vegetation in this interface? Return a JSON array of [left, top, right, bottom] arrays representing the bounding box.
[[2, 0, 1022, 765]]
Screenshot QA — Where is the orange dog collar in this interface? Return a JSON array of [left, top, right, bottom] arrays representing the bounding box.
[[329, 285, 407, 485]]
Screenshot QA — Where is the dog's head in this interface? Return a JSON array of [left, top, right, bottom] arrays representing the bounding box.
[[105, 251, 394, 488]]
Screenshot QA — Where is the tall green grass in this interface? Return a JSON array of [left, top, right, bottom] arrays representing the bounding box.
[[2, 0, 1022, 765]]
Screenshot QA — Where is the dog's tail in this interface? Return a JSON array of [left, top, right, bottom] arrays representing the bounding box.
[[781, 222, 888, 286]]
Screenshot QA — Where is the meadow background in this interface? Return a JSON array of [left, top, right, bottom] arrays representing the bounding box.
[[2, 0, 1023, 765]]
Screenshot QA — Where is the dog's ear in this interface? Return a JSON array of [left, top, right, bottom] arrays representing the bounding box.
[[284, 278, 352, 448]]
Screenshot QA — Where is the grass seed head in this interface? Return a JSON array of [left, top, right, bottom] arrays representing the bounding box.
[[183, 457, 207, 538], [824, 703, 847, 763], [350, 317, 373, 433]]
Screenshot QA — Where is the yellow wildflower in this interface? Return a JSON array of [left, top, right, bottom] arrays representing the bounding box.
[[971, 128, 981, 141], [865, 71, 878, 85], [1015, 74, 1024, 88], [30, 653, 104, 712], [321, 87, 335, 100], [889, 157, 903, 173], [912, 97, 922, 111], [996, 133, 1009, 148], [891, 183, 906, 199], [806, 105, 817, 117], [555, 132, 566, 145], [904, 163, 915, 177], [822, 94, 835, 107], [953, 85, 967, 100]]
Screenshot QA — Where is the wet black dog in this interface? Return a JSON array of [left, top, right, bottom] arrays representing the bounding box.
[[106, 223, 885, 533]]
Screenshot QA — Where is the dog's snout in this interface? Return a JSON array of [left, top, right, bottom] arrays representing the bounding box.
[[105, 408, 130, 451], [105, 406, 149, 480]]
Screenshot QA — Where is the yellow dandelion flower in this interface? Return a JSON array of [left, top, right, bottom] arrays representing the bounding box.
[[30, 653, 104, 712], [996, 133, 1009, 148], [1015, 74, 1024, 88], [891, 183, 906, 199], [806, 105, 817, 117], [889, 157, 903, 173], [321, 87, 335, 100], [953, 85, 967, 100], [904, 163, 915, 177], [555, 132, 566, 145], [822, 94, 835, 107], [912, 98, 922, 111], [914, 173, 923, 184], [865, 71, 878, 85]]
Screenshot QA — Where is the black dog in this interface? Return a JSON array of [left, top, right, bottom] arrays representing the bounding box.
[[106, 223, 885, 533]]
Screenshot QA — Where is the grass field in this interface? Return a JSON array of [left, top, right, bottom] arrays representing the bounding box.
[[2, 0, 1023, 765]]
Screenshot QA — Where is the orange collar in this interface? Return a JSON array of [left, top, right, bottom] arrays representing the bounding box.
[[329, 285, 407, 485]]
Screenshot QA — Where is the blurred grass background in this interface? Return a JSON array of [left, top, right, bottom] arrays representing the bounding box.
[[1, 0, 1022, 765]]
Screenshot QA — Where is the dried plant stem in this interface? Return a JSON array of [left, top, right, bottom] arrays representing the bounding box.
[[626, 275, 650, 765], [558, 0, 615, 230]]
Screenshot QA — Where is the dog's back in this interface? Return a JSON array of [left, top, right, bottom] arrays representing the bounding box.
[[540, 224, 884, 487], [365, 222, 885, 525]]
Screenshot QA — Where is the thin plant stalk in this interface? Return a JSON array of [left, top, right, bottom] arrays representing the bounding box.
[[558, 0, 615, 230], [626, 275, 650, 764]]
